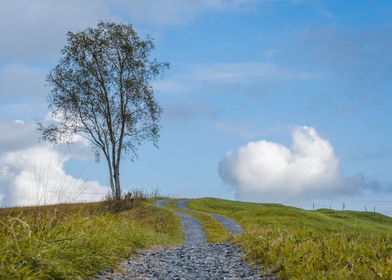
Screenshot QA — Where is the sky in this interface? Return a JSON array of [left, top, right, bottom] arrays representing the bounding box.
[[0, 0, 392, 215]]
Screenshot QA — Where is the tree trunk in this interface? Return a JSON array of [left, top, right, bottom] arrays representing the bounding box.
[[106, 157, 116, 197], [115, 167, 121, 200], [112, 162, 121, 200]]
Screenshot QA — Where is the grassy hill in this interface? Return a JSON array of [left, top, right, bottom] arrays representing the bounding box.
[[0, 199, 183, 279], [1, 197, 391, 279], [189, 198, 392, 279]]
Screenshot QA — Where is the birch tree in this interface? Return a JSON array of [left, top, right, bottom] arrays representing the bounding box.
[[39, 22, 167, 199]]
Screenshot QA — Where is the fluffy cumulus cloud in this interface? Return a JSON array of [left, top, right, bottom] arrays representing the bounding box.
[[219, 126, 357, 202], [0, 120, 108, 207]]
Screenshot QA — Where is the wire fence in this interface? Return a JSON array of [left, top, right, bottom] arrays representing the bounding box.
[[309, 200, 392, 216]]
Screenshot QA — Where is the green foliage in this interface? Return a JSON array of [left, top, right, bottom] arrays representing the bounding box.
[[189, 198, 392, 279], [0, 201, 182, 279]]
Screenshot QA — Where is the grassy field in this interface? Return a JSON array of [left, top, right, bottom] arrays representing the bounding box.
[[189, 198, 392, 280], [0, 199, 183, 280]]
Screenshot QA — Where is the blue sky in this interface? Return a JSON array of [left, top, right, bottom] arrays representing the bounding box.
[[0, 0, 392, 215]]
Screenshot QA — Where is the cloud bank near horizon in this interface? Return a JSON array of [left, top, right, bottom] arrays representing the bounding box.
[[0, 120, 108, 207], [219, 126, 371, 202]]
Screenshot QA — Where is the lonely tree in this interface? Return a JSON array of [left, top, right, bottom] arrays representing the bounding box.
[[40, 22, 167, 199]]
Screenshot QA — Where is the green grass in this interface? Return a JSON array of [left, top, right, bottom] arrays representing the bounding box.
[[0, 199, 183, 279], [189, 198, 392, 279], [166, 199, 230, 243], [3, 197, 390, 279]]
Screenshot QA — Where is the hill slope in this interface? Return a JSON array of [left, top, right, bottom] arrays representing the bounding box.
[[189, 198, 392, 279], [1, 197, 391, 279]]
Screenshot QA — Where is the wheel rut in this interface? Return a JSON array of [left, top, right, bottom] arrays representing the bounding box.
[[176, 211, 207, 246], [95, 199, 273, 279], [175, 199, 244, 235]]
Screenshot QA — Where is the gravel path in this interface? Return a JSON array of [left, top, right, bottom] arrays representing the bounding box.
[[94, 199, 271, 279], [174, 199, 192, 210], [175, 199, 244, 235], [153, 199, 168, 207], [210, 213, 244, 234], [100, 243, 272, 280], [176, 211, 207, 246], [155, 199, 207, 246]]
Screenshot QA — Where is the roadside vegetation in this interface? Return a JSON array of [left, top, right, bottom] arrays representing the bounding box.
[[189, 198, 392, 279], [0, 197, 183, 280]]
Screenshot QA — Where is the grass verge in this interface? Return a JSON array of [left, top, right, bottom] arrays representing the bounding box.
[[0, 199, 183, 279], [189, 198, 392, 279]]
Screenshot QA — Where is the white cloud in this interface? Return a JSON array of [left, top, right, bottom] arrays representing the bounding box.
[[219, 126, 356, 202], [0, 120, 108, 206], [14, 120, 25, 125]]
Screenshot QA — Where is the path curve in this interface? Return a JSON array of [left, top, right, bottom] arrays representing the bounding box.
[[210, 213, 244, 234], [154, 199, 207, 246], [175, 199, 244, 235], [177, 212, 207, 246], [153, 199, 168, 207]]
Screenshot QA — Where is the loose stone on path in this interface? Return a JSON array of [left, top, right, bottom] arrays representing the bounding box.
[[105, 243, 272, 280], [210, 213, 244, 234], [176, 211, 207, 246], [155, 199, 207, 245]]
